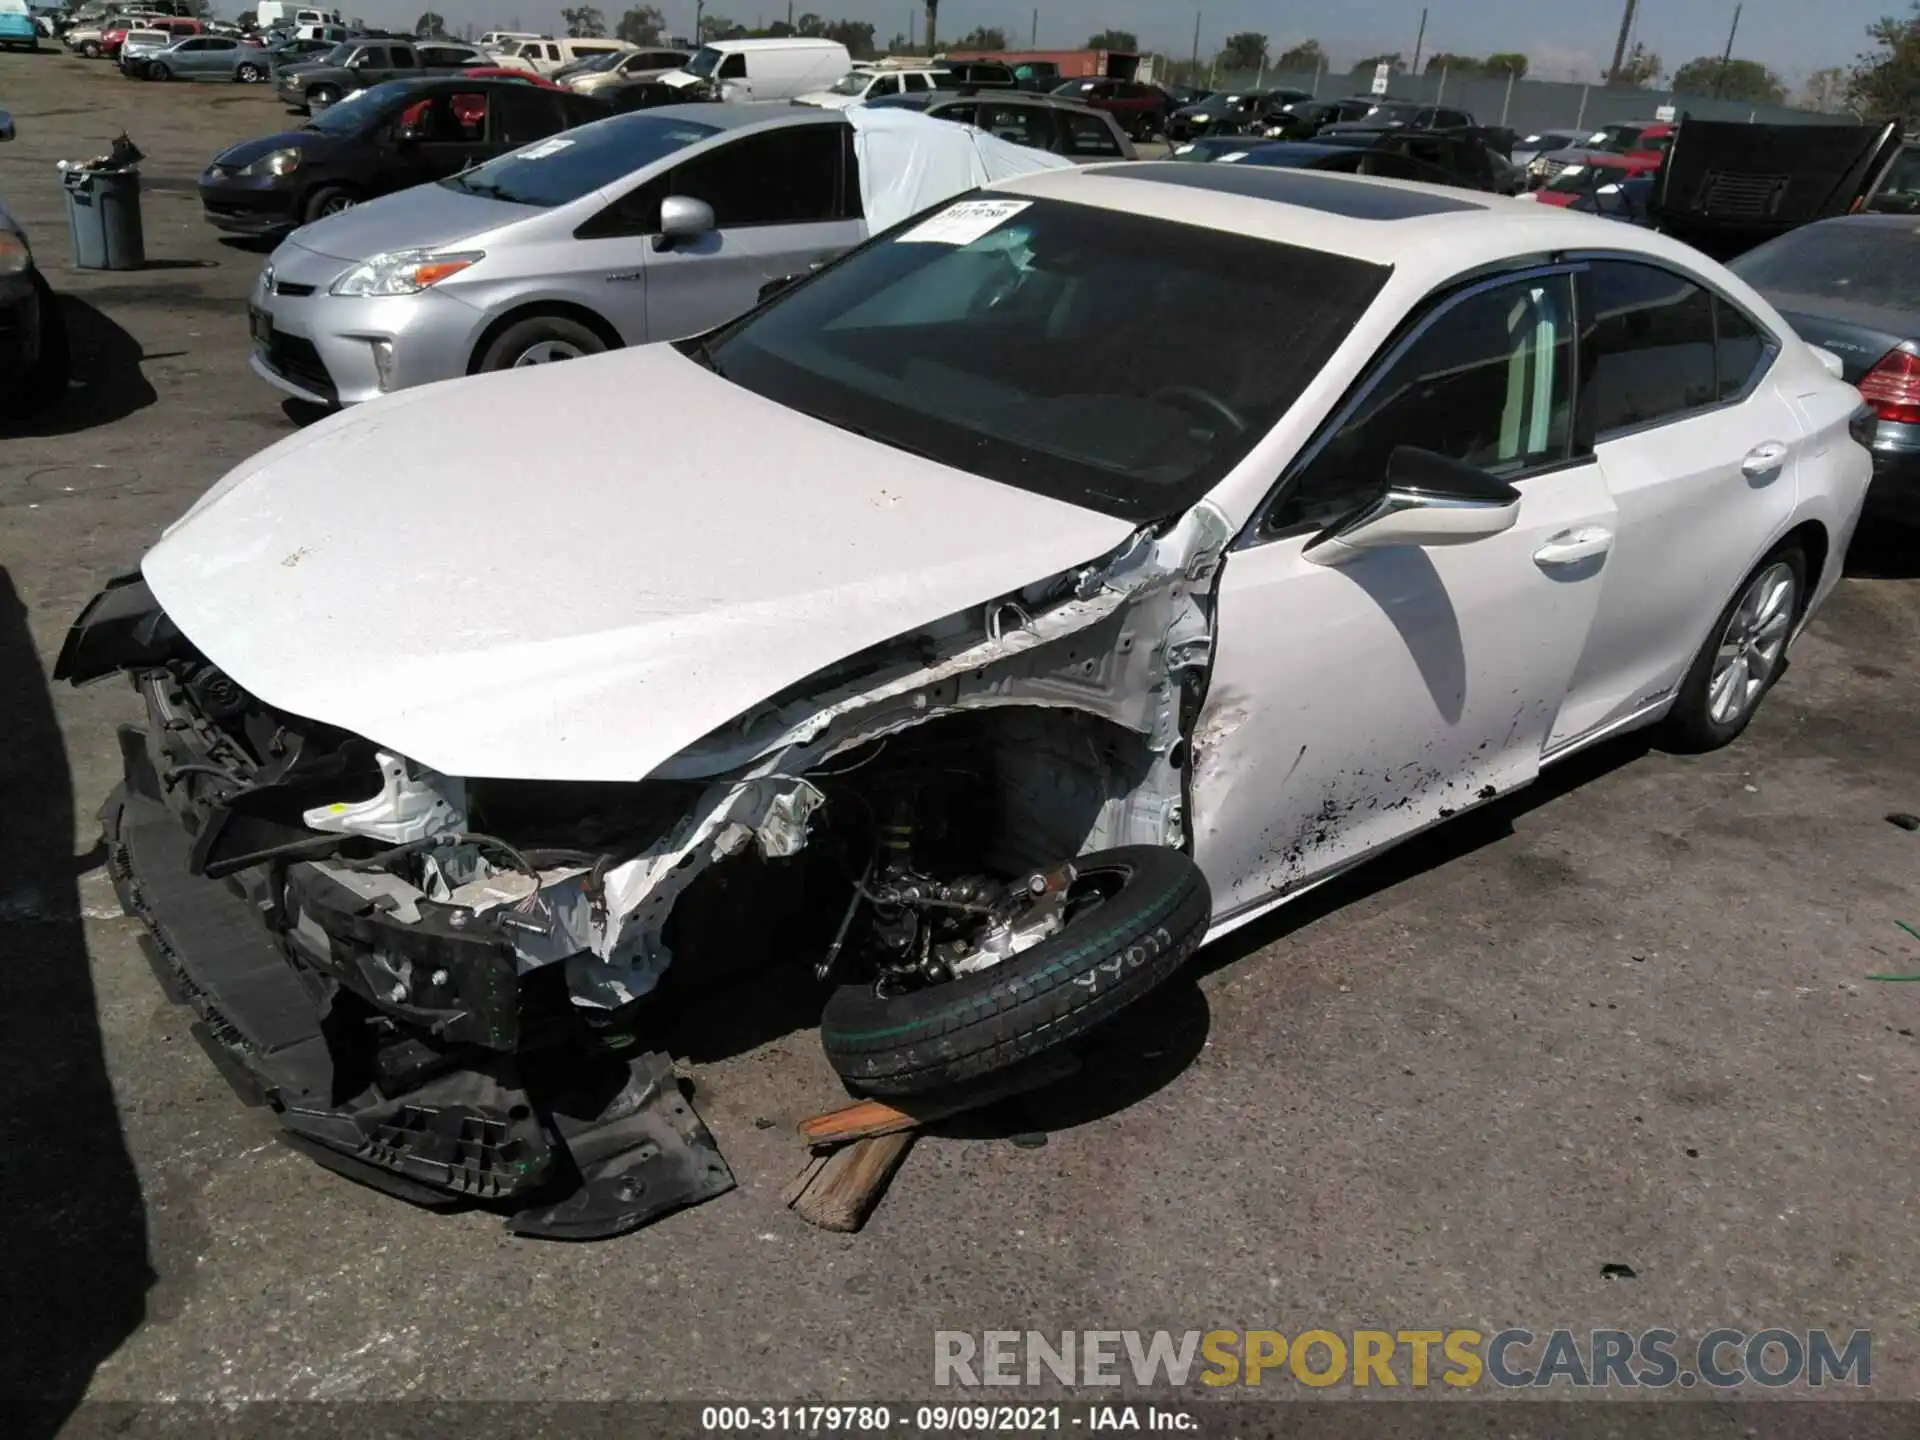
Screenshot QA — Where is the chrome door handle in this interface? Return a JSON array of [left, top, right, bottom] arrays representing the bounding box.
[[1533, 526, 1614, 567], [1741, 440, 1789, 477]]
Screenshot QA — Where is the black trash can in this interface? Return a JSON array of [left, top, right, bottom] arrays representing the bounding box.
[[61, 165, 145, 271]]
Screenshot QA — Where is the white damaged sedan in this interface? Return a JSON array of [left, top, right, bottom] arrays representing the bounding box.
[[59, 163, 1870, 1238]]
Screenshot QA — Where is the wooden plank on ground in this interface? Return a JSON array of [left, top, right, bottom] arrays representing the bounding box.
[[787, 1132, 914, 1233], [798, 1050, 1084, 1152]]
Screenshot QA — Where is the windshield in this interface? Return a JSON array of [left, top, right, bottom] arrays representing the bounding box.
[[314, 41, 352, 64], [685, 44, 723, 78], [301, 79, 408, 133], [441, 111, 719, 207], [828, 70, 873, 95], [1366, 102, 1419, 123], [1190, 92, 1248, 114], [695, 196, 1389, 522], [1544, 162, 1608, 193], [1589, 123, 1646, 153], [1732, 222, 1920, 309]]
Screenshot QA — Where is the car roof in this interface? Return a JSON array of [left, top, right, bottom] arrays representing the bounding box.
[[987, 161, 1691, 270], [632, 101, 831, 131], [700, 36, 844, 51], [931, 92, 1105, 115]]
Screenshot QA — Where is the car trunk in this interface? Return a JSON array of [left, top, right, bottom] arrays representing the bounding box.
[[1764, 294, 1910, 384], [1651, 117, 1903, 261]]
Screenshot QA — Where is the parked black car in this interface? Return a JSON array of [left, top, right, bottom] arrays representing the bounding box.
[[199, 77, 607, 237], [0, 110, 67, 414], [1261, 96, 1376, 139], [1731, 216, 1920, 530], [1010, 59, 1060, 91], [1319, 100, 1478, 138], [932, 59, 1018, 91], [601, 77, 695, 113], [1196, 130, 1516, 196], [274, 37, 487, 112], [1163, 89, 1307, 142], [924, 93, 1133, 161]]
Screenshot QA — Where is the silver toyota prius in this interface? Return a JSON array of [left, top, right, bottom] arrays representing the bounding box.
[[247, 101, 1067, 406]]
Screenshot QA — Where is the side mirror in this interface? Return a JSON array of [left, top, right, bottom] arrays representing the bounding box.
[[1305, 446, 1521, 567], [652, 194, 715, 251]]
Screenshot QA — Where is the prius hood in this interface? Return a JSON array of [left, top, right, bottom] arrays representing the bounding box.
[[142, 346, 1138, 782]]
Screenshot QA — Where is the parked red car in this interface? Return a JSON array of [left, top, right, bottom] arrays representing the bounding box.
[[462, 66, 568, 90], [1529, 151, 1661, 207], [1048, 76, 1173, 140]]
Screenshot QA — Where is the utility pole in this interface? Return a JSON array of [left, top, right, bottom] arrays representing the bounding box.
[[694, 0, 704, 44], [923, 0, 936, 55], [1606, 0, 1638, 86], [1410, 6, 1426, 76], [1030, 7, 1036, 46], [1714, 3, 1742, 97], [786, 0, 792, 29], [1189, 9, 1200, 78]]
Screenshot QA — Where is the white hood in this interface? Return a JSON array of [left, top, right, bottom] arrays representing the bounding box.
[[848, 105, 1073, 231], [142, 347, 1136, 783]]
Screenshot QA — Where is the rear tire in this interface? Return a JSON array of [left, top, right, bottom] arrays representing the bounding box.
[[1663, 542, 1806, 752], [478, 314, 607, 371], [237, 62, 263, 83], [81, 39, 99, 57], [819, 846, 1210, 1095]]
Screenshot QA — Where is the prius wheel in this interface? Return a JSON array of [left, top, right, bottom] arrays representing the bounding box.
[[237, 63, 263, 82], [480, 315, 607, 372], [301, 186, 357, 222], [1665, 544, 1805, 752]]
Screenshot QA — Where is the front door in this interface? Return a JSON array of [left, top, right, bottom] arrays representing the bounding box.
[[1192, 269, 1618, 921], [642, 124, 864, 342]]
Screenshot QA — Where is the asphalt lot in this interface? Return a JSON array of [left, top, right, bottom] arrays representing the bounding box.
[[5, 45, 1920, 1425]]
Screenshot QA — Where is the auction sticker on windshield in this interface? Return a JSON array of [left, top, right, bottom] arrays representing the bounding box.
[[899, 198, 1032, 245], [517, 137, 575, 160]]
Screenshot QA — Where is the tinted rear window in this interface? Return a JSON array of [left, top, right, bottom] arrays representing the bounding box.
[[1731, 221, 1920, 310]]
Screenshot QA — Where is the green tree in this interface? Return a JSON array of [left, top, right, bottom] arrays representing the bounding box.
[[823, 18, 877, 57], [413, 10, 446, 35], [1350, 51, 1403, 75], [1218, 30, 1267, 71], [615, 5, 664, 43], [1085, 29, 1137, 51], [561, 5, 607, 38], [795, 11, 825, 35], [1611, 41, 1662, 87], [1483, 51, 1528, 78], [1800, 64, 1849, 112], [1849, 4, 1920, 119], [1272, 39, 1324, 72], [1671, 54, 1785, 102], [954, 25, 1007, 49]]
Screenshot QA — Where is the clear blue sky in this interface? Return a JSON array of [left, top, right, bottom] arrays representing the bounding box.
[[343, 1, 1893, 87]]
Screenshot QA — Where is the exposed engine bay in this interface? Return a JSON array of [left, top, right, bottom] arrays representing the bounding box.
[[56, 505, 1228, 1237]]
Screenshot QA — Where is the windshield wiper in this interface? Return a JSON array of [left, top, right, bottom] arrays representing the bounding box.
[[684, 339, 726, 378], [810, 412, 936, 463], [453, 178, 524, 203]]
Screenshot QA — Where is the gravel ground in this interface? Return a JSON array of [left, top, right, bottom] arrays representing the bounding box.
[[3, 47, 1919, 1432]]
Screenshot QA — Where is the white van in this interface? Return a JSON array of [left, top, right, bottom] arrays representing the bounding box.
[[496, 36, 631, 74], [662, 37, 851, 102], [253, 3, 340, 28]]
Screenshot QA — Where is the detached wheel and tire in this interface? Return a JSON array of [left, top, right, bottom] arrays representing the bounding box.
[[479, 315, 607, 371], [1664, 542, 1805, 752], [820, 846, 1210, 1096]]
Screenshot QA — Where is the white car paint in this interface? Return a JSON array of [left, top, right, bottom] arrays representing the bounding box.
[[146, 165, 1872, 970], [145, 347, 1138, 782]]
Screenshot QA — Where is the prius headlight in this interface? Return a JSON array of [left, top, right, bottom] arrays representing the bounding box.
[[237, 147, 302, 177], [330, 249, 483, 297]]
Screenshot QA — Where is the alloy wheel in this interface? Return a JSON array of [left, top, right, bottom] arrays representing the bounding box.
[[512, 340, 585, 365], [1707, 561, 1796, 726]]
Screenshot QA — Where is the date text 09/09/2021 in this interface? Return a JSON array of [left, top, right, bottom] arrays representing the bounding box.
[[700, 1406, 1194, 1432]]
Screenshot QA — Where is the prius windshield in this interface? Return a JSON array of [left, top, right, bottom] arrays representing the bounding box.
[[695, 195, 1389, 521], [441, 112, 719, 206]]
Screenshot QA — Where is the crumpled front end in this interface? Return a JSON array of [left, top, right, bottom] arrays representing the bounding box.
[[58, 500, 1230, 1237]]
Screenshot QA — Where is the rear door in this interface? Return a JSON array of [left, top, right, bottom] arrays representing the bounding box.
[[643, 123, 864, 339], [1547, 258, 1801, 749]]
